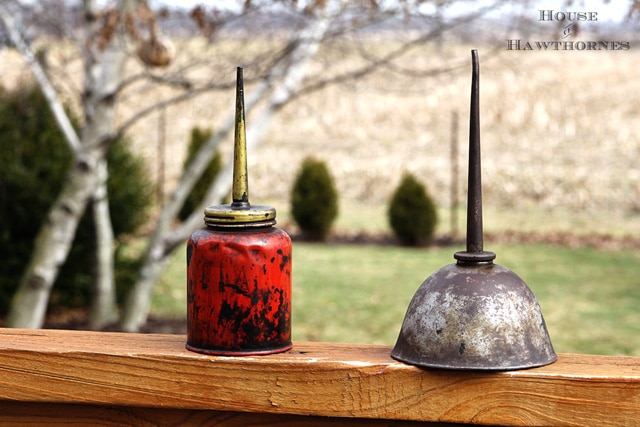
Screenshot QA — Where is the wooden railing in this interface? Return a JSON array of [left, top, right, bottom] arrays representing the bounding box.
[[0, 328, 637, 426]]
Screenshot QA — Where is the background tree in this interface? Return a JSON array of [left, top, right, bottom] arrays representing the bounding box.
[[0, 0, 510, 331], [1, 0, 153, 328]]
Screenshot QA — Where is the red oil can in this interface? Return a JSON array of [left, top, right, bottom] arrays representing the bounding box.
[[186, 68, 292, 355]]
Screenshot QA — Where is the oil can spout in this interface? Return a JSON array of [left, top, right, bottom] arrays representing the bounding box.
[[203, 67, 276, 228], [453, 50, 496, 265], [232, 67, 250, 209]]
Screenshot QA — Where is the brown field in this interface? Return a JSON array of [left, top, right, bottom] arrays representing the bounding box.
[[2, 38, 639, 237]]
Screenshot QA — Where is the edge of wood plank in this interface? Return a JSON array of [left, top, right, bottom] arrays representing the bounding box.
[[0, 328, 638, 426]]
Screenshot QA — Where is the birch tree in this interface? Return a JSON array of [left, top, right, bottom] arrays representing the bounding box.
[[1, 0, 136, 328], [1, 0, 504, 331]]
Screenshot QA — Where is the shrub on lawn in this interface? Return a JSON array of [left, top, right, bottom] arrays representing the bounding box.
[[291, 157, 338, 241], [388, 172, 438, 246]]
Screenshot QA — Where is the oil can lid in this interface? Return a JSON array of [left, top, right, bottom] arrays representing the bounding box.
[[203, 67, 276, 228], [204, 204, 276, 228]]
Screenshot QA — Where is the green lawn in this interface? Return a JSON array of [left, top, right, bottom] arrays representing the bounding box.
[[153, 239, 640, 356]]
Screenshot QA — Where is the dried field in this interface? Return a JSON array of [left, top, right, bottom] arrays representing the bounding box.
[[265, 45, 640, 239], [255, 44, 640, 214], [2, 39, 639, 236]]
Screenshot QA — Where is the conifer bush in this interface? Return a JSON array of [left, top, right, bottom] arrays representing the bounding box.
[[0, 84, 73, 312], [0, 83, 154, 314], [290, 157, 338, 241], [388, 172, 438, 246], [178, 127, 222, 221]]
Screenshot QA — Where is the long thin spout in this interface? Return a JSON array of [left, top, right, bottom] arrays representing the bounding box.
[[467, 49, 483, 253], [454, 50, 496, 264], [232, 67, 250, 209]]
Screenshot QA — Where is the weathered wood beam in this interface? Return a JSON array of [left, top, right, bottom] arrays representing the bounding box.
[[0, 329, 637, 426]]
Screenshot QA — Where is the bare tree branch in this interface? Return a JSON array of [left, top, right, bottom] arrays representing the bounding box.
[[0, 4, 81, 152], [292, 4, 502, 100]]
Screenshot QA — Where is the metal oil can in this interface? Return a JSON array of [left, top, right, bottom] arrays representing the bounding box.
[[186, 67, 292, 355]]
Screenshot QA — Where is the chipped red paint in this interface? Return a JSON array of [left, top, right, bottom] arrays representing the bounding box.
[[186, 226, 292, 355]]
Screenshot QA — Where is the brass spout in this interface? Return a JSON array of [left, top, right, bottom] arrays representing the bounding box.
[[203, 67, 276, 228], [232, 67, 250, 209]]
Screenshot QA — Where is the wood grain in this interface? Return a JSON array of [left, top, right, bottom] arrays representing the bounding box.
[[0, 328, 637, 426], [0, 402, 462, 427]]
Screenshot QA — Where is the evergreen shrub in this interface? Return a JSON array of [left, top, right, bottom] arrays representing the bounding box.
[[388, 172, 438, 246], [290, 157, 338, 241]]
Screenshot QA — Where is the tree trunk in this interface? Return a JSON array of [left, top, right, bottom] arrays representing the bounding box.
[[6, 0, 134, 328], [7, 151, 101, 328], [120, 9, 332, 332], [89, 160, 119, 330]]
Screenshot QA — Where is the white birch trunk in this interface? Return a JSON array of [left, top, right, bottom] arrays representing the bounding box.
[[7, 154, 100, 328], [6, 0, 134, 328], [120, 9, 332, 332], [90, 160, 119, 329]]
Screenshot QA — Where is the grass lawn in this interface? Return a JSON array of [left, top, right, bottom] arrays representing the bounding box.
[[153, 238, 640, 356]]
